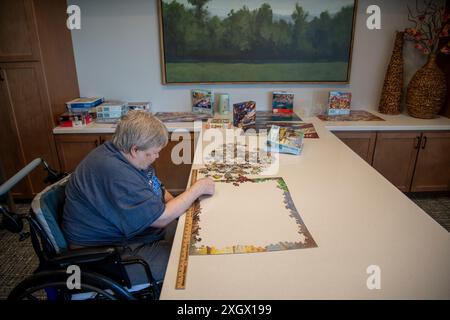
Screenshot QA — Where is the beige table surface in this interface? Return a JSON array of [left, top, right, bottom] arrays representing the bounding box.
[[160, 116, 450, 300]]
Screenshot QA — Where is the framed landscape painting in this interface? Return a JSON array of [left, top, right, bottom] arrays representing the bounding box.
[[158, 0, 357, 84]]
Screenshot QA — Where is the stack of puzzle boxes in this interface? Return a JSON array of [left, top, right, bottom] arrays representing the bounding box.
[[96, 100, 128, 123]]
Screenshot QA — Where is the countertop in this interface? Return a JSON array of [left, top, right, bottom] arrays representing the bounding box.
[[159, 116, 450, 299], [52, 111, 450, 134], [52, 121, 197, 134]]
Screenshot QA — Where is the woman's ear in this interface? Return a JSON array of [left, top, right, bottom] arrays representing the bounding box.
[[129, 145, 139, 158]]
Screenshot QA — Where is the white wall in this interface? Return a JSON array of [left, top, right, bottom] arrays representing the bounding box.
[[68, 0, 430, 116]]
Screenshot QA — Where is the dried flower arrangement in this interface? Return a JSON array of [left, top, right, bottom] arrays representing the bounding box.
[[404, 0, 450, 54]]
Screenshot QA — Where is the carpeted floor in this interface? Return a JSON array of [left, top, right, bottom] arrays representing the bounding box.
[[0, 205, 38, 300], [0, 194, 449, 299], [406, 192, 450, 230]]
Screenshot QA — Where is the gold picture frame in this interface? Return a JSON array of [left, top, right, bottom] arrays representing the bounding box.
[[158, 0, 358, 85]]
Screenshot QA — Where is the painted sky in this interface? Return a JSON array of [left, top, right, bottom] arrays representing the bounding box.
[[164, 0, 355, 18]]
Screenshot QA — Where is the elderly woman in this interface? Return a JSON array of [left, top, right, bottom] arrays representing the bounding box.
[[62, 110, 214, 284]]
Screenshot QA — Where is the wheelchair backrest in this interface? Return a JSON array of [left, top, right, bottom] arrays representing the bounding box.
[[31, 175, 71, 255]]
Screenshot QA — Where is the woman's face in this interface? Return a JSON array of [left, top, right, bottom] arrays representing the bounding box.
[[132, 145, 163, 170]]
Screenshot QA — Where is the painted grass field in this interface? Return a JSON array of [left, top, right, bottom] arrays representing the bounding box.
[[165, 61, 349, 83]]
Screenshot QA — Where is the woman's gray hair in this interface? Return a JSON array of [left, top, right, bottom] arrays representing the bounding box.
[[112, 110, 168, 153]]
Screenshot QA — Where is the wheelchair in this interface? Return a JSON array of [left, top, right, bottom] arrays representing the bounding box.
[[0, 159, 161, 300]]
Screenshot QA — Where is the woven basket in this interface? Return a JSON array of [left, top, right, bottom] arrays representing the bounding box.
[[406, 54, 446, 119], [379, 31, 404, 115]]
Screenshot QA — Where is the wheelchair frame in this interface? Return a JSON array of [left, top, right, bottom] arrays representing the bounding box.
[[0, 158, 161, 300]]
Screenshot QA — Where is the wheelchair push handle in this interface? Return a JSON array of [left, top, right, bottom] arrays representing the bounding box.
[[0, 158, 66, 199], [0, 158, 43, 198], [0, 158, 66, 241]]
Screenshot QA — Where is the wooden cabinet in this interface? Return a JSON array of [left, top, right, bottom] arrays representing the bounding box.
[[55, 134, 100, 173], [55, 134, 113, 172], [332, 131, 376, 164], [334, 130, 450, 192], [0, 62, 60, 196], [410, 132, 450, 192], [0, 0, 40, 62], [100, 134, 113, 144], [372, 131, 450, 192], [54, 132, 196, 195], [153, 132, 196, 195], [372, 132, 419, 192], [0, 0, 79, 197]]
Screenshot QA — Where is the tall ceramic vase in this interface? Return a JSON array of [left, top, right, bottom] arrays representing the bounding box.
[[406, 54, 447, 119], [379, 31, 404, 115]]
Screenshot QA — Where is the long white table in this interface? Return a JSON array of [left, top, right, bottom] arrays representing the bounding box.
[[160, 115, 450, 299]]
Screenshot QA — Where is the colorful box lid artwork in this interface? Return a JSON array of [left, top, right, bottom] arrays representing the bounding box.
[[66, 97, 104, 112], [272, 91, 294, 114], [267, 125, 304, 155], [192, 89, 214, 115], [233, 101, 256, 128], [328, 91, 351, 116]]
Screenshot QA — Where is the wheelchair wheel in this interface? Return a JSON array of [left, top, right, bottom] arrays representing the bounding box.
[[8, 270, 135, 300]]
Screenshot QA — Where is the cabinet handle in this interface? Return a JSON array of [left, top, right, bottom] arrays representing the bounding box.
[[421, 136, 427, 149], [95, 139, 99, 147], [0, 68, 4, 82], [414, 136, 421, 149]]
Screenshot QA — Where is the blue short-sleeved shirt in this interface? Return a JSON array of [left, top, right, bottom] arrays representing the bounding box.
[[62, 141, 166, 246]]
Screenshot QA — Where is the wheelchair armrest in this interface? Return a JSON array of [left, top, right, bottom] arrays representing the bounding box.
[[49, 246, 118, 268]]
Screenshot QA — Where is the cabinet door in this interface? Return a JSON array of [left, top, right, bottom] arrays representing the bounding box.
[[55, 134, 100, 173], [0, 68, 30, 196], [0, 62, 58, 197], [153, 132, 195, 195], [411, 131, 450, 192], [0, 0, 40, 62], [333, 131, 376, 164], [372, 132, 420, 192], [100, 134, 113, 145]]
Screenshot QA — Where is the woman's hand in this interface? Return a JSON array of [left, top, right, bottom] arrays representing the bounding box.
[[152, 178, 215, 228], [192, 178, 215, 196]]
